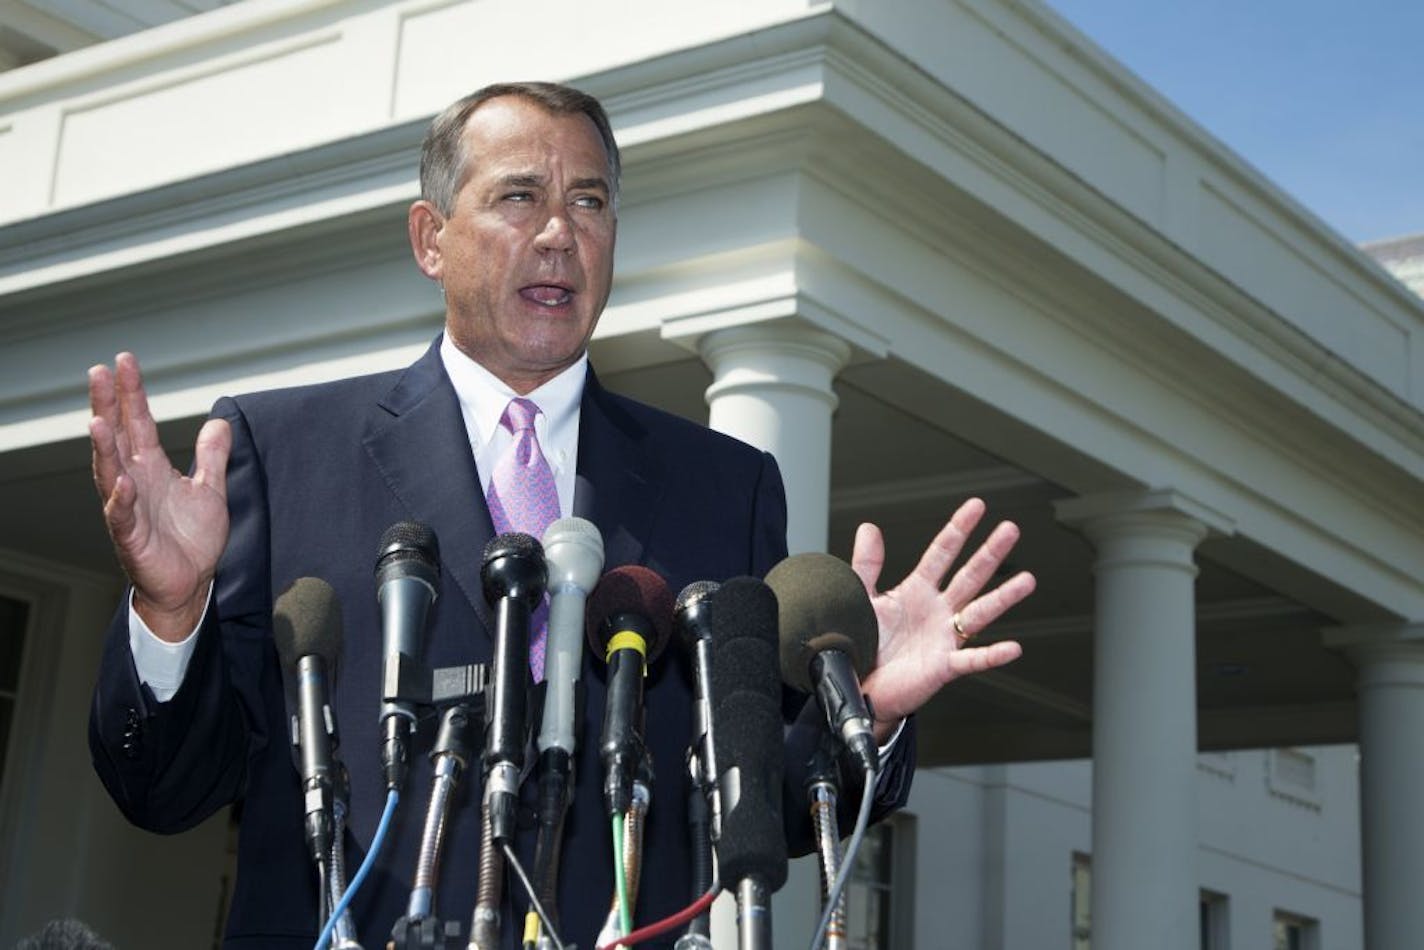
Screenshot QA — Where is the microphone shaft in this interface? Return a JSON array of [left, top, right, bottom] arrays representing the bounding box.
[[601, 646, 645, 815], [736, 877, 774, 950], [297, 654, 336, 867], [691, 634, 722, 837], [487, 596, 530, 768], [538, 586, 586, 754]]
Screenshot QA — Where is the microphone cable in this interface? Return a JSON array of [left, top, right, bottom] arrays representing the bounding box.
[[326, 769, 361, 949], [314, 787, 400, 950], [611, 811, 633, 943], [598, 756, 652, 948], [502, 841, 569, 950], [596, 866, 722, 950], [806, 764, 878, 950]]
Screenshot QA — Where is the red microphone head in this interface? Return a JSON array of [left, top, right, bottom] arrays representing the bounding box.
[[585, 564, 674, 663]]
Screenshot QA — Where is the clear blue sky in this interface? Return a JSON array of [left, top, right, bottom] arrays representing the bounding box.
[[1045, 1, 1423, 245]]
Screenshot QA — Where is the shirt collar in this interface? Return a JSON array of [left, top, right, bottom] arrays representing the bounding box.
[[439, 334, 586, 451]]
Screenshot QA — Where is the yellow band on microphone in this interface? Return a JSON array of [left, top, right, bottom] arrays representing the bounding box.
[[606, 630, 648, 672]]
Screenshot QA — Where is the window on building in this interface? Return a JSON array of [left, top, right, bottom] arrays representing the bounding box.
[[843, 812, 916, 950], [0, 594, 30, 792], [1273, 911, 1318, 950], [1199, 889, 1229, 950], [1267, 748, 1323, 809], [1071, 852, 1091, 950]]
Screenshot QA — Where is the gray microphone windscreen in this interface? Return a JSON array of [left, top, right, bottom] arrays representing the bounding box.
[[272, 576, 344, 679], [764, 552, 877, 694]]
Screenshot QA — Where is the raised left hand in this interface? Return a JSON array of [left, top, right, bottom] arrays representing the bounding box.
[[853, 497, 1036, 741]]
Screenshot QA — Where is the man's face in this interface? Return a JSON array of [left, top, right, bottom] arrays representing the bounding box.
[[411, 96, 617, 393]]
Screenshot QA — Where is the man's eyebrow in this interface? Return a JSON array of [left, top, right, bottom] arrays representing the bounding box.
[[494, 173, 609, 194], [569, 176, 610, 194]]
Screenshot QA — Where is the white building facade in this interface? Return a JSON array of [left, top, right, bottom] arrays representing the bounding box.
[[1, 1, 1421, 948]]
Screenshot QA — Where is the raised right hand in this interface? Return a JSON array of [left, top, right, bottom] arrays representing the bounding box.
[[89, 352, 232, 641]]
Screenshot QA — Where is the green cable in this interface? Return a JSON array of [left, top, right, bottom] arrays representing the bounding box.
[[612, 811, 633, 943]]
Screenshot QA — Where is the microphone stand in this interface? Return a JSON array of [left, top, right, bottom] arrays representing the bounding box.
[[391, 704, 479, 950], [531, 681, 582, 950], [468, 801, 503, 950], [735, 877, 774, 950], [327, 763, 363, 949], [597, 753, 653, 947], [676, 749, 716, 950], [808, 741, 848, 950]]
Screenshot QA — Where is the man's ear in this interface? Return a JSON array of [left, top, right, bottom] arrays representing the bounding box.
[[408, 200, 444, 279]]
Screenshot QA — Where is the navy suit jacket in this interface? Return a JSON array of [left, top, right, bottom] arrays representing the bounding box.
[[90, 337, 915, 948]]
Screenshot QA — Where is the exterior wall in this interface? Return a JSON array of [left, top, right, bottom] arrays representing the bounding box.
[[0, 553, 231, 947], [0, 1, 1417, 948], [904, 751, 1362, 950]]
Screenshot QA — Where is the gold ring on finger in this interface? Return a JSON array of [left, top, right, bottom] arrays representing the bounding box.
[[952, 611, 972, 645]]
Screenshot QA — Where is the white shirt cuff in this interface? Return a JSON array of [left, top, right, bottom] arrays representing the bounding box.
[[127, 585, 210, 703], [877, 718, 907, 759]]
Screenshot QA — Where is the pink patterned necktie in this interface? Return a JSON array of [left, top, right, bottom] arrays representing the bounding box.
[[485, 397, 560, 680]]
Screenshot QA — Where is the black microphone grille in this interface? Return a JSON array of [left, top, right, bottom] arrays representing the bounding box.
[[273, 576, 343, 675], [764, 552, 877, 694], [674, 579, 721, 651], [375, 521, 441, 588], [675, 579, 720, 615], [481, 531, 547, 607], [482, 530, 543, 565]]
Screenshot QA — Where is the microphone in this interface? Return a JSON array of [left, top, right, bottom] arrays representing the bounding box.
[[375, 521, 441, 793], [707, 577, 788, 949], [585, 565, 673, 816], [675, 580, 721, 946], [273, 576, 345, 871], [529, 519, 604, 929], [538, 517, 604, 759], [480, 531, 546, 844], [677, 580, 721, 815], [765, 552, 880, 776]]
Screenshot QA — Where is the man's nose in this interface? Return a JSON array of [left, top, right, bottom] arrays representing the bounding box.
[[534, 210, 575, 254]]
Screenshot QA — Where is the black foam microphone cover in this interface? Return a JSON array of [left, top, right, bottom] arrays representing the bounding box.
[[709, 576, 788, 891]]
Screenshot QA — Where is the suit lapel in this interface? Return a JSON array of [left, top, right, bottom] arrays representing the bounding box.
[[362, 348, 664, 631], [574, 369, 666, 570], [363, 340, 495, 636]]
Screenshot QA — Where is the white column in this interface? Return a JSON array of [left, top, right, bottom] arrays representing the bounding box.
[[1326, 626, 1424, 950], [1056, 490, 1230, 950], [699, 323, 850, 555], [696, 323, 850, 947]]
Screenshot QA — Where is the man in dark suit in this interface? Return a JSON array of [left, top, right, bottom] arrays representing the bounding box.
[[87, 83, 1034, 948]]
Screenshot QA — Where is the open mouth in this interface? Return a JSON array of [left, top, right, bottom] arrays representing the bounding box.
[[520, 284, 574, 307]]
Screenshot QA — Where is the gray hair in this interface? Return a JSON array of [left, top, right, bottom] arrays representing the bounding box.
[[419, 81, 621, 216]]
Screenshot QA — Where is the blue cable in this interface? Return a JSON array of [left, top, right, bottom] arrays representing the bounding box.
[[315, 788, 400, 950]]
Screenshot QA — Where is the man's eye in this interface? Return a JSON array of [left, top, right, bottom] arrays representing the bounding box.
[[573, 195, 605, 210], [504, 191, 533, 202]]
